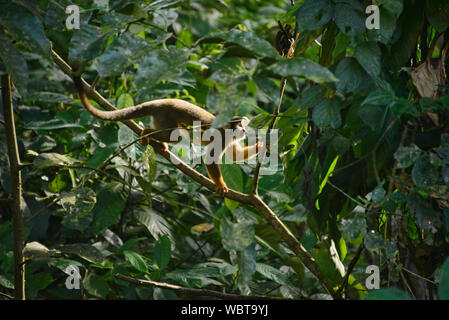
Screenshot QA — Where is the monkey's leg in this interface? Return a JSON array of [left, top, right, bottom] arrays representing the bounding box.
[[206, 163, 228, 195]]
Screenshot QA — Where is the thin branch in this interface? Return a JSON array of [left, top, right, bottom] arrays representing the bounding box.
[[337, 242, 364, 296], [0, 291, 14, 300], [2, 74, 25, 300], [115, 274, 287, 300]]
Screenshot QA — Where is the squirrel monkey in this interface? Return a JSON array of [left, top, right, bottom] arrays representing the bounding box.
[[73, 76, 263, 195]]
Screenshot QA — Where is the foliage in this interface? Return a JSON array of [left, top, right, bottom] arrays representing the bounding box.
[[0, 0, 449, 300]]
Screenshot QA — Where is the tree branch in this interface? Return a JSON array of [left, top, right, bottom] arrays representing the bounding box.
[[2, 74, 25, 300], [51, 49, 342, 300], [115, 274, 287, 300]]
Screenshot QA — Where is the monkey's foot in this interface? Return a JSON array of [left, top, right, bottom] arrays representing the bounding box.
[[215, 185, 229, 196]]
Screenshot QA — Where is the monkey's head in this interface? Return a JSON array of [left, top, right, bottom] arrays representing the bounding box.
[[227, 116, 249, 140]]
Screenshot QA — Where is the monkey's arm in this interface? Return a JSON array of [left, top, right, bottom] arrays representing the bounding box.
[[225, 141, 264, 163]]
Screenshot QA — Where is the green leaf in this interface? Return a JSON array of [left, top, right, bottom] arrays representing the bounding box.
[[0, 274, 14, 289], [33, 153, 80, 170], [335, 57, 371, 94], [116, 93, 134, 109], [60, 187, 96, 231], [378, 0, 403, 16], [91, 182, 127, 234], [0, 1, 51, 57], [94, 32, 152, 77], [372, 184, 386, 203], [389, 98, 419, 117], [355, 42, 382, 79], [146, 0, 182, 11], [236, 245, 256, 291], [26, 273, 54, 291], [408, 191, 441, 232], [118, 124, 143, 161], [340, 213, 367, 242], [312, 247, 344, 286], [220, 217, 255, 251], [301, 86, 327, 109], [203, 29, 277, 58], [135, 47, 191, 89], [136, 208, 173, 241], [255, 263, 290, 286], [83, 274, 110, 299], [142, 146, 157, 184], [69, 25, 111, 61], [59, 243, 104, 264], [412, 154, 439, 186], [154, 235, 171, 270], [334, 3, 366, 41], [364, 288, 411, 300], [362, 89, 395, 106], [364, 232, 398, 260], [269, 57, 338, 83], [0, 33, 28, 94], [123, 250, 148, 273], [357, 104, 387, 132], [297, 0, 334, 31], [394, 144, 422, 169], [24, 92, 73, 104], [312, 98, 342, 129], [439, 257, 449, 300]]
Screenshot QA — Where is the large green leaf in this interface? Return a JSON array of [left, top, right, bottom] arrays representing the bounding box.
[[136, 208, 173, 241], [312, 98, 342, 129], [334, 3, 365, 41], [0, 1, 51, 57], [355, 42, 382, 79], [335, 57, 371, 94], [269, 57, 337, 84], [154, 235, 171, 270], [123, 250, 148, 273], [412, 154, 439, 186], [91, 182, 127, 234], [135, 47, 191, 89], [94, 32, 152, 77], [0, 33, 28, 94], [83, 274, 110, 299], [296, 0, 334, 31], [69, 24, 111, 61], [394, 144, 422, 169]]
